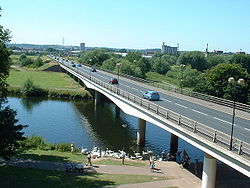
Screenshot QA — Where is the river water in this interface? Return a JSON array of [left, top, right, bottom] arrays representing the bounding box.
[[7, 97, 204, 161]]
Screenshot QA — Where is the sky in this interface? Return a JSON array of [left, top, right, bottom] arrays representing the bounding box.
[[1, 0, 250, 53]]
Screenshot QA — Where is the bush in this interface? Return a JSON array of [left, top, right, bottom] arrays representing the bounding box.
[[55, 143, 71, 152], [21, 57, 33, 67], [21, 78, 47, 97], [20, 135, 46, 149]]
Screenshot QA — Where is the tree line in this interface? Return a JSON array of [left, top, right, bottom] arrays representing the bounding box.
[[78, 49, 250, 104]]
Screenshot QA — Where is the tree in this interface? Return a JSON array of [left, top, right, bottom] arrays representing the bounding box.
[[177, 51, 208, 71], [230, 54, 250, 74], [101, 58, 118, 71], [125, 51, 142, 63], [79, 49, 110, 66], [150, 56, 171, 75], [0, 107, 27, 159], [0, 8, 26, 159], [194, 63, 250, 103], [207, 55, 229, 68]]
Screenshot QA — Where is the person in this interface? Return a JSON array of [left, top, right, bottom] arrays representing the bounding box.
[[167, 152, 174, 161], [87, 152, 92, 166], [149, 156, 155, 172], [182, 155, 190, 169], [161, 150, 165, 161], [71, 143, 74, 153], [176, 150, 182, 164], [182, 149, 187, 163]]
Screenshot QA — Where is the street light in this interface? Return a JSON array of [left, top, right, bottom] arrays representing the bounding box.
[[228, 77, 245, 150], [117, 63, 121, 82], [121, 124, 127, 165], [180, 64, 186, 94], [89, 59, 92, 80]]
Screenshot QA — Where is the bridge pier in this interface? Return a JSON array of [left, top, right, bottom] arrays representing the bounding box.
[[201, 153, 217, 188], [170, 133, 178, 156], [137, 118, 146, 146]]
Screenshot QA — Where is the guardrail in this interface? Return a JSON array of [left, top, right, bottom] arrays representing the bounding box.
[[57, 56, 250, 113], [51, 55, 250, 159]]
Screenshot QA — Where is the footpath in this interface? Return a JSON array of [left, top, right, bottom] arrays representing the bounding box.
[[1, 158, 201, 188]]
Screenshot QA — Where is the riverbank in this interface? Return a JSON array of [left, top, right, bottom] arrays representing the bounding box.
[[7, 65, 92, 100]]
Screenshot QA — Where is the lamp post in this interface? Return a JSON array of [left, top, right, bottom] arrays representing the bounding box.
[[121, 124, 127, 165], [89, 59, 92, 80], [117, 63, 121, 82], [180, 64, 186, 94], [228, 77, 245, 150]]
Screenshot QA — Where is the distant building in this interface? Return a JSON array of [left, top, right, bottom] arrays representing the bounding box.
[[80, 43, 85, 51], [161, 42, 177, 54], [235, 51, 246, 54], [214, 50, 223, 54]]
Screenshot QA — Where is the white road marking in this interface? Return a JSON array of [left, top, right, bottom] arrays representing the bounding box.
[[244, 128, 250, 131], [161, 98, 172, 103], [191, 109, 208, 116], [175, 103, 188, 109], [131, 87, 139, 91], [213, 117, 231, 124]]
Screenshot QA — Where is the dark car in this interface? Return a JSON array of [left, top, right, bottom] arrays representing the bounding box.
[[91, 67, 97, 72], [109, 78, 118, 84]]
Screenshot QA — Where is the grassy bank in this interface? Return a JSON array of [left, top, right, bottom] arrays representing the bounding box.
[[7, 69, 92, 99], [17, 149, 147, 167], [0, 165, 167, 188]]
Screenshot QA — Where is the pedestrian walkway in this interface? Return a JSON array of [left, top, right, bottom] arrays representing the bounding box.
[[1, 158, 201, 188]]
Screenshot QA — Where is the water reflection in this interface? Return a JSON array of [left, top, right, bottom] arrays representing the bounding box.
[[7, 97, 203, 161], [20, 97, 44, 111], [72, 101, 135, 152]]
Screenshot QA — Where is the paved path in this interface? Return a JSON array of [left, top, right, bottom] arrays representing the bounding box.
[[1, 158, 201, 188]]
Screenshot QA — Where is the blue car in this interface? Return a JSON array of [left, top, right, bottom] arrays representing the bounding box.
[[143, 91, 160, 101]]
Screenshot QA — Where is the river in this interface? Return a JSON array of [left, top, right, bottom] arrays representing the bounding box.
[[7, 97, 204, 161]]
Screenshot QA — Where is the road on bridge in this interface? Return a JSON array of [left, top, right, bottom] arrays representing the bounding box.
[[61, 58, 250, 145]]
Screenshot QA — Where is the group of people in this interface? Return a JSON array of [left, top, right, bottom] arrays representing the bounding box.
[[154, 149, 191, 170]]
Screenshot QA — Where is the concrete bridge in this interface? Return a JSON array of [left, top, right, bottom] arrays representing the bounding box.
[[49, 55, 250, 188]]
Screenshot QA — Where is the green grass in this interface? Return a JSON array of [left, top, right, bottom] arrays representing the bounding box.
[[16, 150, 147, 167], [0, 165, 167, 188], [146, 71, 179, 86], [17, 149, 88, 163], [7, 69, 84, 91]]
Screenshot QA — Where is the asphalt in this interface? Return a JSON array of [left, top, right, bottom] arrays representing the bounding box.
[[1, 158, 201, 188]]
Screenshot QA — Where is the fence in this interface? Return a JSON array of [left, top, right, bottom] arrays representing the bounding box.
[[51, 55, 250, 159]]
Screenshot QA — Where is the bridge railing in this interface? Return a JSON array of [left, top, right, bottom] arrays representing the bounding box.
[[55, 57, 250, 159], [59, 56, 250, 113]]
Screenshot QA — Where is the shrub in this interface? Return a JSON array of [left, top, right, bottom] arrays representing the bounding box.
[[21, 57, 33, 67], [21, 78, 47, 97], [20, 135, 46, 149], [55, 143, 71, 152]]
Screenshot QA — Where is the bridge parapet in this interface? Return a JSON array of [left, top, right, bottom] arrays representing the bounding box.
[[49, 55, 250, 177]]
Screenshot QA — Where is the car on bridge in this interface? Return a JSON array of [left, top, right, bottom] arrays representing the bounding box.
[[109, 78, 118, 84], [143, 91, 160, 101], [91, 67, 97, 72]]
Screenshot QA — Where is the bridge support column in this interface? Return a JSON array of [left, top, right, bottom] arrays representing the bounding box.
[[201, 153, 217, 188], [94, 90, 101, 106], [170, 134, 178, 156], [115, 105, 120, 117], [137, 118, 146, 146]]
